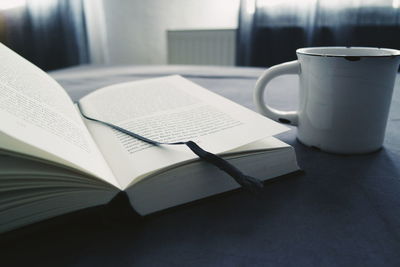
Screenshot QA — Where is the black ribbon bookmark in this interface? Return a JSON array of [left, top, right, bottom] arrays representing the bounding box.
[[77, 103, 263, 192]]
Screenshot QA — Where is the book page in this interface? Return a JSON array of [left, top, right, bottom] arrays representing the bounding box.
[[79, 75, 288, 189], [0, 43, 119, 188]]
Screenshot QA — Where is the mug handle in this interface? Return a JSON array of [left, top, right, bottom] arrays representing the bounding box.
[[253, 60, 300, 126]]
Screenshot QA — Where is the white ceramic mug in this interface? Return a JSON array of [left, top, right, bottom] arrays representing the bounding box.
[[254, 47, 400, 154]]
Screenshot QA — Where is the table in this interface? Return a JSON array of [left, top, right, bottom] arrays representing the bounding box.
[[2, 65, 400, 266]]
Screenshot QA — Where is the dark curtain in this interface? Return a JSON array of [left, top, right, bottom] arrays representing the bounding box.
[[237, 0, 400, 67], [1, 0, 88, 71]]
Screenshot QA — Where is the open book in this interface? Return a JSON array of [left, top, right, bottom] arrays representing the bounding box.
[[0, 44, 299, 233]]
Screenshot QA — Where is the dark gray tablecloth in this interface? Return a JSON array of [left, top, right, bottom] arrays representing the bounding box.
[[2, 65, 400, 266]]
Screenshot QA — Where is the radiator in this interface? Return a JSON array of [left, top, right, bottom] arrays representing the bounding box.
[[167, 29, 236, 66]]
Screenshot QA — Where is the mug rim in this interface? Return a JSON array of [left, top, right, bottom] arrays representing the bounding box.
[[297, 46, 400, 58]]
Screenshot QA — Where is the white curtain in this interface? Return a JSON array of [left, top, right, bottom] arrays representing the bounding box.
[[255, 0, 400, 45], [237, 0, 400, 66], [1, 0, 89, 70]]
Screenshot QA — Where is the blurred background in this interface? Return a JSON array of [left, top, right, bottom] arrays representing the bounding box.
[[0, 0, 399, 71]]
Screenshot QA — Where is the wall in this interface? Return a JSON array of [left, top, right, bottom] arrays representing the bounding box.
[[85, 0, 240, 64]]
